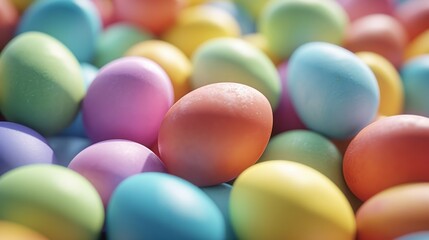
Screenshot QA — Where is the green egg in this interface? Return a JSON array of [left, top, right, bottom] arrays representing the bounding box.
[[191, 38, 281, 109], [0, 32, 85, 136]]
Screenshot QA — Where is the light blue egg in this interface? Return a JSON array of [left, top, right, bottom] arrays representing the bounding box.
[[107, 172, 226, 240], [400, 55, 429, 117], [396, 231, 429, 240], [47, 136, 92, 167], [17, 0, 101, 62], [206, 1, 255, 35], [287, 42, 379, 139]]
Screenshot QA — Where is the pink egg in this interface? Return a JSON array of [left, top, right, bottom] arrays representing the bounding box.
[[68, 139, 166, 207], [395, 0, 429, 40], [83, 57, 174, 147], [0, 0, 18, 50], [92, 0, 116, 28], [337, 0, 395, 22]]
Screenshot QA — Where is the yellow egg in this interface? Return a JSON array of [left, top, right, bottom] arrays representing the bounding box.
[[162, 5, 240, 58], [242, 33, 281, 65], [0, 221, 49, 240], [125, 40, 192, 101], [405, 29, 429, 61], [230, 160, 356, 240], [357, 52, 404, 116]]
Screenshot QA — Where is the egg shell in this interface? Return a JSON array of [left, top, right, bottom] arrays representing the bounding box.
[[260, 0, 348, 59], [17, 0, 101, 62], [0, 32, 85, 136], [337, 0, 395, 21], [405, 29, 429, 60], [0, 121, 56, 175], [395, 0, 429, 40], [83, 57, 174, 147], [344, 115, 429, 201], [396, 232, 429, 240], [47, 136, 92, 167], [0, 164, 104, 240], [0, 0, 18, 50], [68, 139, 166, 207], [357, 183, 429, 240], [107, 172, 226, 240], [287, 42, 380, 139], [0, 221, 49, 240], [158, 82, 273, 186], [230, 160, 356, 240], [191, 38, 281, 109]]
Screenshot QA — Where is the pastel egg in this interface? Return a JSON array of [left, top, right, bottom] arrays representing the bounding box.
[[0, 164, 104, 240], [162, 5, 240, 58], [207, 0, 255, 35], [260, 0, 348, 59], [107, 172, 225, 240], [113, 0, 185, 35], [337, 0, 395, 21], [17, 0, 102, 62], [259, 130, 362, 211], [158, 82, 272, 186], [230, 161, 356, 240], [83, 57, 174, 147], [0, 0, 18, 50], [94, 23, 153, 68], [0, 221, 48, 240], [47, 136, 92, 167], [69, 139, 166, 207], [357, 52, 404, 116], [92, 0, 116, 27], [344, 14, 408, 68], [405, 29, 429, 60], [357, 183, 429, 240], [125, 40, 192, 102], [397, 232, 429, 240], [0, 121, 55, 175], [395, 0, 429, 40], [343, 115, 429, 201], [191, 38, 281, 109], [287, 42, 380, 139], [0, 32, 85, 136]]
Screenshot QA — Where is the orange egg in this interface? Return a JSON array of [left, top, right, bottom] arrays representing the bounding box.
[[158, 82, 273, 186], [395, 0, 429, 41], [337, 0, 394, 22], [0, 0, 18, 50], [0, 221, 49, 240], [343, 115, 429, 201]]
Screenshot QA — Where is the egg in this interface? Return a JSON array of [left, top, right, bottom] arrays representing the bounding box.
[[287, 42, 380, 139], [0, 0, 18, 50], [230, 160, 356, 240], [232, 0, 270, 19], [68, 139, 166, 207], [83, 57, 174, 147], [191, 38, 281, 109], [242, 33, 281, 65], [17, 0, 102, 62], [343, 115, 429, 201], [47, 136, 91, 167], [207, 0, 255, 35], [405, 29, 429, 60], [0, 164, 104, 240], [357, 183, 429, 240], [0, 32, 85, 136], [107, 172, 225, 240], [396, 0, 429, 41], [336, 0, 394, 21], [158, 82, 272, 186], [0, 221, 49, 240]]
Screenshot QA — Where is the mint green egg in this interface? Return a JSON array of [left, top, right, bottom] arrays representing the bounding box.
[[259, 130, 361, 211], [0, 164, 104, 240], [260, 0, 348, 59], [191, 38, 281, 109], [0, 32, 85, 136]]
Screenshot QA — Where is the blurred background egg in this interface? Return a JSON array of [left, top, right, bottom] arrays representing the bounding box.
[[337, 0, 395, 21], [0, 221, 49, 240], [405, 29, 429, 60], [395, 0, 429, 41], [0, 0, 18, 51]]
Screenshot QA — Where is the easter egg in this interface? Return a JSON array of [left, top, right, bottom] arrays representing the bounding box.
[[287, 42, 380, 139], [357, 183, 429, 240], [405, 29, 429, 60], [158, 82, 272, 186], [0, 221, 48, 240], [0, 121, 55, 175], [400, 55, 429, 117], [94, 23, 153, 68], [260, 0, 348, 59], [92, 0, 115, 27], [69, 139, 166, 207], [343, 115, 429, 201], [47, 136, 91, 167], [396, 232, 429, 240], [0, 0, 18, 50], [17, 0, 101, 62], [125, 40, 191, 101], [0, 164, 104, 240], [113, 0, 185, 35], [191, 38, 281, 109], [357, 52, 404, 116], [107, 172, 225, 240], [396, 0, 429, 40], [337, 0, 394, 21], [259, 130, 361, 210], [344, 14, 407, 68], [0, 32, 85, 136], [83, 57, 174, 147], [162, 5, 240, 58], [230, 161, 356, 240], [207, 0, 255, 35]]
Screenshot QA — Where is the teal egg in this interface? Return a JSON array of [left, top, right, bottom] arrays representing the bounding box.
[[191, 38, 281, 109], [0, 32, 85, 136], [287, 42, 379, 139]]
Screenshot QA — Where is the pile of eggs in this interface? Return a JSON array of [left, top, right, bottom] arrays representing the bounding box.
[[1, 0, 429, 239]]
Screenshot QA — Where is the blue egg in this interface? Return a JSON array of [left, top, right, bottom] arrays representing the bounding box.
[[47, 136, 92, 167], [396, 231, 429, 240], [400, 55, 429, 117], [206, 1, 255, 35], [107, 172, 226, 240], [287, 42, 379, 139], [17, 0, 101, 62]]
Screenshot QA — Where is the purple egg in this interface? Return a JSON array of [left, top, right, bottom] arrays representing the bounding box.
[[68, 139, 166, 207], [0, 121, 55, 175], [83, 57, 174, 147]]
